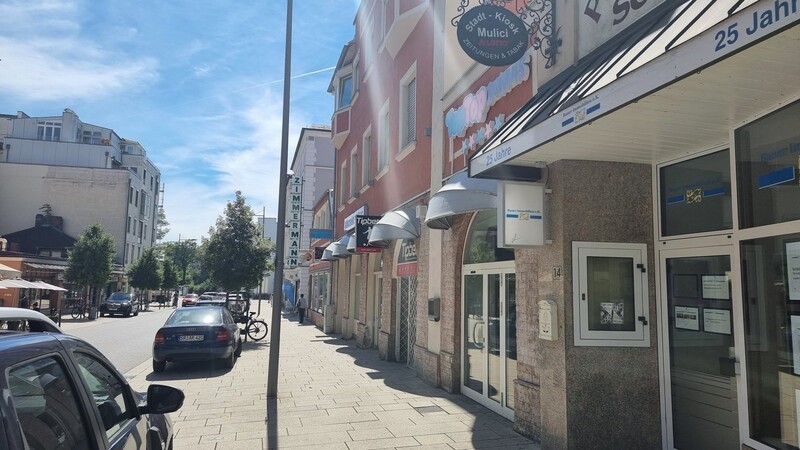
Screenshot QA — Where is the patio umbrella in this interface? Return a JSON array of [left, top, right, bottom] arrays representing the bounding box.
[[0, 278, 40, 289], [32, 281, 67, 292], [0, 263, 21, 279]]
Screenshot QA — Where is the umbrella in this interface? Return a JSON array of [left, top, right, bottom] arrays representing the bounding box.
[[32, 281, 67, 292], [0, 263, 21, 279], [0, 278, 40, 289]]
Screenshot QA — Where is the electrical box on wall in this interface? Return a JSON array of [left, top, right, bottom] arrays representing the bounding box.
[[428, 297, 440, 322], [539, 299, 558, 341]]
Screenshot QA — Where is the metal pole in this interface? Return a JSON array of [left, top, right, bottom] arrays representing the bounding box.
[[267, 0, 292, 398]]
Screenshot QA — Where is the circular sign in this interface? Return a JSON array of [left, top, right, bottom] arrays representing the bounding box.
[[457, 5, 528, 67]]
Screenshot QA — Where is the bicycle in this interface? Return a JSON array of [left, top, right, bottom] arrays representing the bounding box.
[[71, 302, 88, 319], [243, 312, 268, 341]]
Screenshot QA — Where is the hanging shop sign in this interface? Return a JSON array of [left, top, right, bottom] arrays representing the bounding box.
[[457, 4, 528, 67], [343, 205, 366, 232], [355, 215, 382, 253], [579, 0, 667, 58], [287, 175, 302, 268], [497, 182, 545, 247], [396, 239, 418, 277]]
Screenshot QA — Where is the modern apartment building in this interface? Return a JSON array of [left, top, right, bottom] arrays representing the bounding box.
[[0, 109, 161, 267]]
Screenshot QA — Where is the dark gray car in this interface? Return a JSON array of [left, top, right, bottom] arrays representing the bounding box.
[[99, 292, 140, 317]]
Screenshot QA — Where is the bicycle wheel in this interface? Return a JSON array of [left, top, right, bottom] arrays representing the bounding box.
[[71, 306, 82, 319], [247, 320, 268, 341]]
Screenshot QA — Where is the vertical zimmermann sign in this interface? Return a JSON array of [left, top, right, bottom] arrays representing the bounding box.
[[287, 175, 302, 268], [457, 4, 528, 67]]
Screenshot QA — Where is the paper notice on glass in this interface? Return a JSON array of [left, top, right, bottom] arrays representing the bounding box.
[[787, 242, 800, 301], [703, 308, 732, 335], [702, 275, 730, 300], [600, 302, 624, 325], [792, 316, 800, 376], [675, 306, 700, 331]]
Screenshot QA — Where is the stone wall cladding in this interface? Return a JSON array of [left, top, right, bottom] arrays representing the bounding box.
[[414, 345, 441, 386], [438, 214, 470, 392]]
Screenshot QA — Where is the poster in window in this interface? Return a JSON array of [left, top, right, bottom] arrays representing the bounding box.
[[791, 316, 800, 375], [703, 308, 732, 335], [600, 302, 624, 326], [786, 241, 800, 301], [675, 306, 700, 331], [702, 275, 730, 300]]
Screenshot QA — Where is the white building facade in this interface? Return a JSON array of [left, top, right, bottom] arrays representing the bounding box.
[[0, 109, 161, 267]]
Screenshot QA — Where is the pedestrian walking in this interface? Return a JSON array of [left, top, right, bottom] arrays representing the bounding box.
[[297, 294, 307, 324], [172, 291, 178, 308]]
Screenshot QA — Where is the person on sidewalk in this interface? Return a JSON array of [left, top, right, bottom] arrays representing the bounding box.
[[172, 291, 178, 308], [297, 294, 307, 324]]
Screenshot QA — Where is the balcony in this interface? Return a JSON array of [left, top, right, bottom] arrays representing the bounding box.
[[331, 107, 351, 148]]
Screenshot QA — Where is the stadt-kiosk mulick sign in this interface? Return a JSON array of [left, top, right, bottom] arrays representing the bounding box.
[[457, 4, 528, 66]]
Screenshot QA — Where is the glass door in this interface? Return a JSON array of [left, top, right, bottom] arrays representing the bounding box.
[[462, 267, 516, 419], [661, 247, 739, 449]]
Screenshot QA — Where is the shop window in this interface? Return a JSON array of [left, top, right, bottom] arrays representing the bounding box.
[[659, 149, 732, 237], [463, 210, 514, 264], [736, 100, 800, 229], [572, 242, 649, 347], [741, 232, 800, 449]]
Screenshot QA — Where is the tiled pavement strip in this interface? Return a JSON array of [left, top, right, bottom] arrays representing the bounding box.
[[66, 303, 539, 450]]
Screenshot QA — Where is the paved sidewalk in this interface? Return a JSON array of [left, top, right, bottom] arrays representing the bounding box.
[[123, 304, 539, 450]]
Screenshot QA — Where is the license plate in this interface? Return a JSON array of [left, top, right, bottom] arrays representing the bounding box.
[[178, 335, 204, 342], [108, 306, 118, 310]]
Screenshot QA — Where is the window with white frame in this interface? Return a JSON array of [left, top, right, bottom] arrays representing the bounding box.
[[350, 150, 358, 198], [378, 106, 390, 171], [362, 129, 372, 186], [401, 71, 417, 149], [338, 75, 353, 109], [81, 130, 102, 144], [37, 121, 61, 141]]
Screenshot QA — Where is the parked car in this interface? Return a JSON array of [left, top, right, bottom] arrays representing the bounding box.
[[99, 292, 140, 317], [0, 307, 184, 450], [152, 306, 242, 373], [196, 292, 226, 307], [181, 293, 199, 307]]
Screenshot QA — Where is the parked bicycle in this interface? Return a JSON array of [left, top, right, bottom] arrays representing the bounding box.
[[71, 302, 88, 319], [242, 312, 268, 341]]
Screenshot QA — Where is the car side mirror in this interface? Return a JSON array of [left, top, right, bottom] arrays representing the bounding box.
[[139, 384, 185, 415]]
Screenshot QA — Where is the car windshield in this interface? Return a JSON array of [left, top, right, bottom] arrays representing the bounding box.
[[107, 293, 130, 303], [167, 309, 221, 325]]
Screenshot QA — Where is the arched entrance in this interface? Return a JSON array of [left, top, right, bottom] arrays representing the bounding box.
[[461, 210, 516, 419]]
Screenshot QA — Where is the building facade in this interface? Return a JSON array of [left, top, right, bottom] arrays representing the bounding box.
[[0, 109, 161, 270]]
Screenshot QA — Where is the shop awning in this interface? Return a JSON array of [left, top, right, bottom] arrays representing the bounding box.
[[25, 263, 67, 271], [346, 232, 358, 253], [0, 278, 41, 289], [470, 0, 800, 177], [0, 263, 21, 279], [425, 171, 498, 230], [320, 247, 337, 261], [31, 281, 67, 291], [331, 235, 351, 259], [368, 208, 420, 248]]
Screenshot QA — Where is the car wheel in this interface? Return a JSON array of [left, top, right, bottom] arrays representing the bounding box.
[[134, 307, 139, 317], [153, 359, 166, 373], [124, 309, 131, 317], [234, 338, 243, 357]]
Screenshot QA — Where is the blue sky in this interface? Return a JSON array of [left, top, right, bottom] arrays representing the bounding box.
[[0, 0, 358, 242]]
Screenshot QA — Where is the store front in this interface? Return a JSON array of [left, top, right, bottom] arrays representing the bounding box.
[[461, 210, 516, 419]]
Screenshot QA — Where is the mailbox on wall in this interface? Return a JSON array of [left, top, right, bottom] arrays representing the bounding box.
[[428, 297, 440, 322]]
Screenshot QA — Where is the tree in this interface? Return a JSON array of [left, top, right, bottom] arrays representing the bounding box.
[[156, 206, 170, 241], [65, 224, 116, 305], [161, 259, 178, 292], [203, 191, 273, 292], [163, 240, 198, 285], [128, 247, 162, 295]]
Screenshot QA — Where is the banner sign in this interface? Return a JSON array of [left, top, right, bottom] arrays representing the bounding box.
[[457, 4, 528, 67], [498, 182, 545, 247], [355, 215, 382, 253], [310, 228, 333, 239], [287, 175, 302, 268], [396, 239, 418, 277]]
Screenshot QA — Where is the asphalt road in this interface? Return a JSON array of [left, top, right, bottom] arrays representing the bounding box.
[[67, 305, 176, 373]]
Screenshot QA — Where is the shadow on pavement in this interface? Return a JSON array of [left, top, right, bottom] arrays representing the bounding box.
[[144, 360, 233, 381]]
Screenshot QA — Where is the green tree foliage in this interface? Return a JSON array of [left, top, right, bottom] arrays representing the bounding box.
[[65, 224, 116, 303], [161, 258, 178, 291], [128, 248, 162, 291], [163, 240, 198, 284], [156, 206, 170, 241], [203, 191, 273, 292]]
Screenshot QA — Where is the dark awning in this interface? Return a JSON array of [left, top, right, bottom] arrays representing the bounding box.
[[425, 171, 497, 230], [368, 208, 420, 248], [470, 0, 800, 177]]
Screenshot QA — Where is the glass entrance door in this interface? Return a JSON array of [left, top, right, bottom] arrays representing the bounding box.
[[661, 247, 739, 449], [463, 267, 516, 419]]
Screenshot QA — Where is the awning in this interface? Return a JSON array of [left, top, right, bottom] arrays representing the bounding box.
[[346, 232, 357, 253], [0, 263, 21, 278], [0, 278, 41, 289], [470, 0, 800, 177], [425, 171, 497, 230], [331, 235, 351, 259], [368, 208, 420, 247], [31, 281, 67, 291], [320, 247, 337, 261], [25, 263, 67, 271]]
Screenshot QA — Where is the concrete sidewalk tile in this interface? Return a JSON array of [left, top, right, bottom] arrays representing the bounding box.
[[175, 424, 221, 438], [220, 420, 267, 433], [346, 427, 394, 441], [198, 431, 238, 444], [344, 436, 421, 450], [213, 439, 264, 450], [173, 440, 215, 450], [389, 421, 473, 438], [349, 417, 415, 430], [269, 430, 351, 447], [413, 433, 455, 445], [287, 422, 353, 436]]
